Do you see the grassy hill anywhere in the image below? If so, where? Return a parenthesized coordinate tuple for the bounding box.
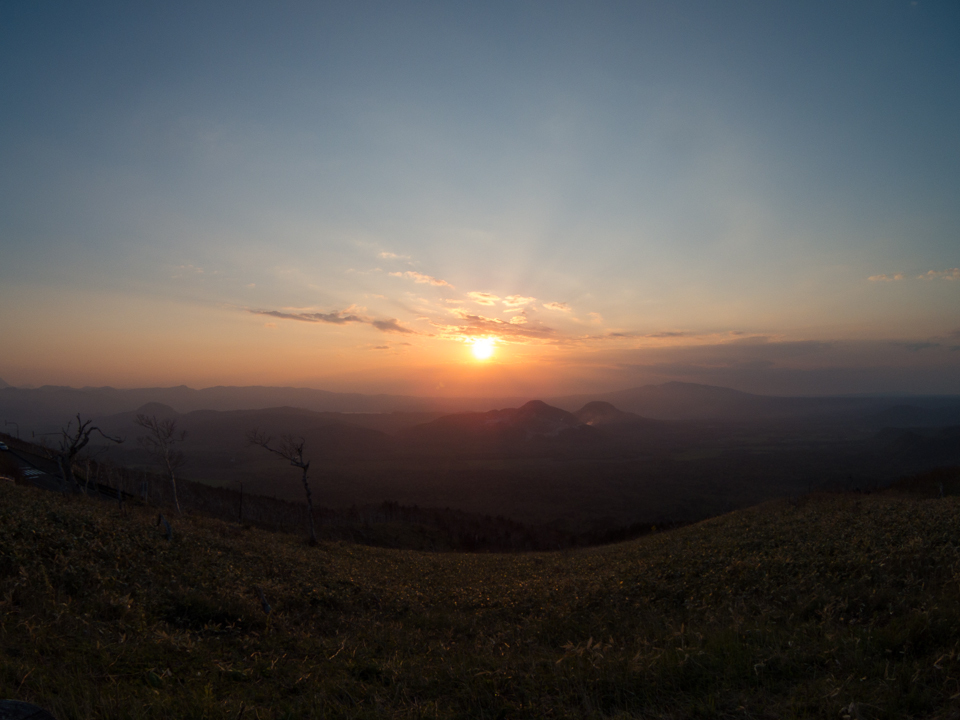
(2, 480, 960, 719)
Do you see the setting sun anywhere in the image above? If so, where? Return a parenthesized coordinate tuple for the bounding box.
(471, 338, 495, 360)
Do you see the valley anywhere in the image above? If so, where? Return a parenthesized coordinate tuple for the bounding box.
(3, 382, 960, 532)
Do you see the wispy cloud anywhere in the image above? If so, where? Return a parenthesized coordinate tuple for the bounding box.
(891, 341, 940, 352)
(919, 268, 960, 280)
(605, 330, 691, 339)
(434, 309, 556, 342)
(585, 330, 776, 347)
(171, 264, 205, 279)
(371, 318, 416, 334)
(389, 271, 454, 288)
(868, 273, 904, 281)
(503, 294, 536, 307)
(870, 269, 960, 281)
(248, 309, 418, 334)
(645, 330, 689, 338)
(467, 291, 500, 306)
(252, 309, 365, 324)
(542, 301, 571, 312)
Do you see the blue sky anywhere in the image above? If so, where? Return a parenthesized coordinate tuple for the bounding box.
(1, 1, 958, 395)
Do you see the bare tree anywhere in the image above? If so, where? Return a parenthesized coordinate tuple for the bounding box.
(247, 430, 317, 545)
(136, 414, 187, 514)
(57, 414, 122, 490)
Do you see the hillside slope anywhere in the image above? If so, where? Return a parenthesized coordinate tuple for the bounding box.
(2, 483, 960, 718)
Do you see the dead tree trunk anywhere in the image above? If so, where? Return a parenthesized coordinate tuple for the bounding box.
(299, 463, 317, 545)
(135, 414, 186, 515)
(247, 430, 317, 545)
(56, 414, 123, 491)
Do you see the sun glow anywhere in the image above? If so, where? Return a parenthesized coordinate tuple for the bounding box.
(471, 338, 495, 360)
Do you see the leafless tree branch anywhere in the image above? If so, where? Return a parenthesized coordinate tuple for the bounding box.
(247, 428, 317, 545)
(136, 414, 187, 514)
(57, 414, 123, 490)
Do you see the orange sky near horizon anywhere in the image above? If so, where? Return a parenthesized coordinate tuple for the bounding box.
(2, 277, 959, 397)
(1, 4, 959, 397)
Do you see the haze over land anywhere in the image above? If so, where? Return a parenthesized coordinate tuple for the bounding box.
(1, 2, 959, 397)
(3, 380, 959, 533)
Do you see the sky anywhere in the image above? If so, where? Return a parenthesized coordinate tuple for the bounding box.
(1, 1, 959, 397)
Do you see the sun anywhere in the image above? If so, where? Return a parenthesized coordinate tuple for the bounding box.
(471, 338, 495, 360)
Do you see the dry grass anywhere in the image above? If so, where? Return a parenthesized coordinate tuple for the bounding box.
(2, 483, 960, 718)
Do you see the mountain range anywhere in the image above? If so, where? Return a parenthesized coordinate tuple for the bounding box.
(6, 385, 952, 533)
(3, 380, 960, 433)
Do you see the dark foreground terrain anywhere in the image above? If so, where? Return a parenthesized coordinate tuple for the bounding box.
(2, 474, 960, 719)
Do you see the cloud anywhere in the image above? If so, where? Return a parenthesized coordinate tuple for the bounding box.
(435, 309, 556, 342)
(378, 251, 399, 259)
(252, 309, 365, 324)
(585, 330, 781, 348)
(467, 291, 500, 306)
(171, 264, 205, 279)
(604, 330, 689, 339)
(919, 268, 960, 281)
(389, 271, 454, 288)
(373, 345, 390, 350)
(371, 318, 416, 334)
(869, 269, 960, 282)
(868, 273, 904, 281)
(645, 331, 689, 338)
(543, 301, 571, 312)
(249, 309, 418, 335)
(891, 341, 940, 352)
(576, 337, 960, 396)
(502, 295, 536, 307)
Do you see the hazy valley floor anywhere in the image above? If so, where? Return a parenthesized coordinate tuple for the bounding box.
(2, 480, 960, 718)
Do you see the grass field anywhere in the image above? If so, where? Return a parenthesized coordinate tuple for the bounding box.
(2, 480, 960, 718)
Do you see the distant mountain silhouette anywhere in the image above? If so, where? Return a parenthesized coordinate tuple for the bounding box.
(548, 381, 946, 421)
(0, 377, 9, 389)
(0, 385, 526, 430)
(402, 400, 589, 446)
(573, 401, 647, 426)
(428, 400, 578, 434)
(549, 382, 787, 419)
(2, 380, 958, 434)
(504, 400, 583, 436)
(133, 402, 180, 418)
(872, 426, 960, 465)
(866, 404, 960, 428)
